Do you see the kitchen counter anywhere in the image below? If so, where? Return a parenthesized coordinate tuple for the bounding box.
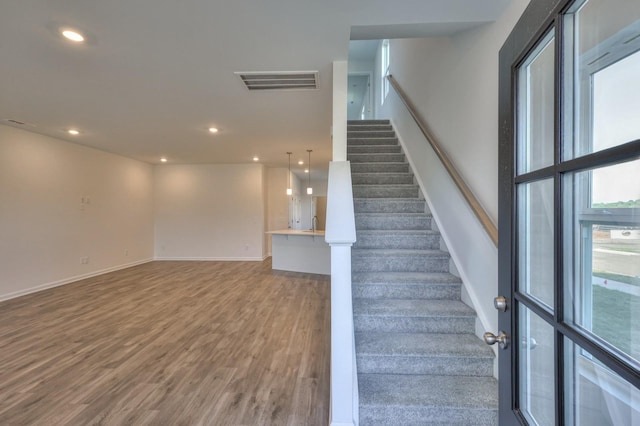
(266, 229, 330, 275)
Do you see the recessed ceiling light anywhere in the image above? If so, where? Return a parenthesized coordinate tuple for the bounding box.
(304, 169, 309, 173)
(253, 156, 259, 162)
(68, 129, 80, 135)
(61, 29, 85, 43)
(298, 160, 304, 165)
(160, 158, 168, 163)
(208, 127, 219, 133)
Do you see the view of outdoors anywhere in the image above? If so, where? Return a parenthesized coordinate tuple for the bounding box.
(587, 159, 640, 361)
(564, 0, 640, 422)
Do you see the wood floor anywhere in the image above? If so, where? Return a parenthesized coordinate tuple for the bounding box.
(0, 260, 330, 425)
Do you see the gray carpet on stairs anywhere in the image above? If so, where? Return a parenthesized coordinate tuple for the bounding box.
(348, 119, 497, 426)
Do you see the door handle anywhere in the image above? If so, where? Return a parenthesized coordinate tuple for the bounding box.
(484, 331, 509, 349)
(494, 296, 507, 312)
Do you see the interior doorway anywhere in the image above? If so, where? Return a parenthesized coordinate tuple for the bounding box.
(347, 74, 372, 120)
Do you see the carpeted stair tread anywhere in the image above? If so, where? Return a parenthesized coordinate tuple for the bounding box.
(358, 374, 498, 425)
(348, 145, 401, 154)
(348, 153, 406, 163)
(355, 212, 430, 218)
(354, 298, 475, 318)
(348, 130, 396, 138)
(351, 249, 450, 273)
(352, 271, 461, 285)
(347, 123, 393, 129)
(352, 184, 418, 187)
(356, 332, 494, 359)
(347, 137, 399, 146)
(347, 123, 392, 128)
(354, 230, 439, 250)
(348, 119, 390, 125)
(351, 162, 410, 173)
(355, 213, 431, 231)
(353, 185, 419, 199)
(352, 272, 462, 300)
(351, 173, 414, 185)
(353, 197, 426, 203)
(353, 299, 476, 332)
(356, 229, 438, 235)
(352, 248, 449, 257)
(356, 332, 494, 377)
(353, 199, 427, 213)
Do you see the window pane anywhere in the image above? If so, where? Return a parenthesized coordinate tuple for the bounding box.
(518, 31, 555, 174)
(563, 0, 640, 160)
(518, 179, 555, 309)
(593, 51, 640, 150)
(381, 39, 390, 104)
(563, 159, 640, 362)
(519, 305, 555, 426)
(565, 338, 640, 425)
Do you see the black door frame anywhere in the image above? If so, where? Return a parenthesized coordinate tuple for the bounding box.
(499, 2, 566, 421)
(498, 0, 640, 424)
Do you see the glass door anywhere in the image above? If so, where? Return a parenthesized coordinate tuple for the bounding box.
(499, 0, 640, 423)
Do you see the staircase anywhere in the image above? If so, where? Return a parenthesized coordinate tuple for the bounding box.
(348, 120, 498, 426)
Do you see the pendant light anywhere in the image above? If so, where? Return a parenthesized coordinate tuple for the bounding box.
(286, 152, 293, 195)
(306, 150, 313, 195)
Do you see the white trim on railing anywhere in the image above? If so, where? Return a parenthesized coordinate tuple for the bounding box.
(325, 160, 358, 426)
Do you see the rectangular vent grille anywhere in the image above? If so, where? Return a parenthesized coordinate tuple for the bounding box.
(2, 118, 36, 128)
(235, 71, 319, 91)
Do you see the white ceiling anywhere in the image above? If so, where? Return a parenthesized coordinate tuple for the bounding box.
(0, 0, 510, 176)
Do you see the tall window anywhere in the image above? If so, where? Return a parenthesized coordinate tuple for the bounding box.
(380, 39, 390, 104)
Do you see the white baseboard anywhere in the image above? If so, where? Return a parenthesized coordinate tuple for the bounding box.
(154, 256, 267, 261)
(0, 258, 153, 302)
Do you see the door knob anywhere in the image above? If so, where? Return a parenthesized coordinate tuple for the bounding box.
(494, 296, 507, 312)
(484, 331, 509, 349)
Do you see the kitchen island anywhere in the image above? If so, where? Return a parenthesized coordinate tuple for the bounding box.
(266, 230, 330, 275)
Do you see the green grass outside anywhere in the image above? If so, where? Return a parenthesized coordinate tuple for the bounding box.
(592, 286, 640, 360)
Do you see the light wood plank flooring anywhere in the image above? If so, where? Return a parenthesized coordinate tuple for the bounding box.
(0, 260, 330, 425)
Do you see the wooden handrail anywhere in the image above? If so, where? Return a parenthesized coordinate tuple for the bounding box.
(387, 75, 498, 247)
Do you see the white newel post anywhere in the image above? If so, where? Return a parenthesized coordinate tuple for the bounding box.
(325, 160, 358, 426)
(330, 243, 356, 425)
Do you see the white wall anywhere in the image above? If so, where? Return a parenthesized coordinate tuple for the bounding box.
(348, 60, 375, 75)
(377, 0, 530, 366)
(380, 0, 529, 221)
(0, 124, 154, 300)
(154, 163, 266, 260)
(310, 177, 328, 196)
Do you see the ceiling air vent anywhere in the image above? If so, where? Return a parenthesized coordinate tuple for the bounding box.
(235, 71, 319, 91)
(2, 118, 36, 128)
